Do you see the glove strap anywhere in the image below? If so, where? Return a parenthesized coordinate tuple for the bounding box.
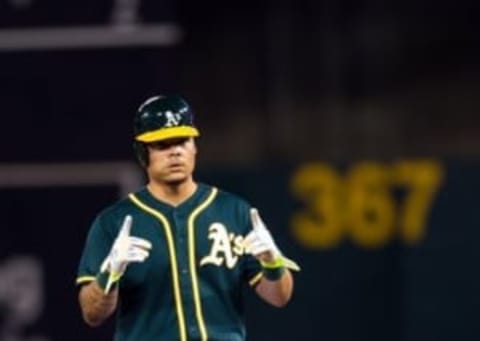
(260, 257, 286, 281)
(96, 271, 122, 294)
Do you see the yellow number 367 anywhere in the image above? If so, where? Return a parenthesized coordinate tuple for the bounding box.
(289, 160, 444, 249)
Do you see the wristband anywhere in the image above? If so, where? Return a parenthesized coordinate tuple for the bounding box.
(262, 266, 286, 281)
(260, 257, 286, 281)
(260, 257, 284, 269)
(96, 271, 121, 294)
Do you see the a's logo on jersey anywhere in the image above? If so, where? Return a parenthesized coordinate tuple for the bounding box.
(200, 223, 244, 269)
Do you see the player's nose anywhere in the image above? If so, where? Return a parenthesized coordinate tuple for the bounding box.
(170, 144, 182, 154)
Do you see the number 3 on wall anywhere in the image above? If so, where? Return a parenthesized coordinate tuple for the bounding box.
(289, 160, 444, 249)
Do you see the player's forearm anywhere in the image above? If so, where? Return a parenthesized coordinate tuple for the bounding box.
(256, 269, 293, 307)
(79, 281, 118, 327)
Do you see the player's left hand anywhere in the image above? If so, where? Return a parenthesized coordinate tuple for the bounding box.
(243, 208, 300, 271)
(244, 208, 281, 262)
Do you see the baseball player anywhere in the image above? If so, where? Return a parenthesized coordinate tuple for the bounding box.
(76, 95, 299, 341)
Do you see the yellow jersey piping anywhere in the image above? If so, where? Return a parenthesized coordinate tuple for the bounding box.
(249, 272, 263, 286)
(187, 187, 218, 341)
(128, 193, 188, 341)
(76, 275, 96, 285)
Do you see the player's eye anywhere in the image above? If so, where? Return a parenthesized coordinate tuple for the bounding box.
(148, 138, 188, 150)
(148, 141, 170, 150)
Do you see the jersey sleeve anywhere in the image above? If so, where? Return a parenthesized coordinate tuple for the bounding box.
(243, 253, 263, 287)
(76, 214, 115, 286)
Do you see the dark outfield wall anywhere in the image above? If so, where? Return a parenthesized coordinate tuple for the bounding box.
(0, 159, 478, 341)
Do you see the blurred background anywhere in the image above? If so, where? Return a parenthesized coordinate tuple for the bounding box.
(0, 0, 479, 340)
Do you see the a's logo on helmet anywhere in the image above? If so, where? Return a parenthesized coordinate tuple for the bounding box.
(163, 110, 182, 127)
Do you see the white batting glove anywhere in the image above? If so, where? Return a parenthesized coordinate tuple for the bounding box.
(244, 208, 281, 260)
(99, 215, 152, 293)
(244, 208, 300, 271)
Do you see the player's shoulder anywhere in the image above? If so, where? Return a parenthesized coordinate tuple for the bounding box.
(95, 191, 139, 222)
(202, 183, 251, 209)
(201, 183, 253, 228)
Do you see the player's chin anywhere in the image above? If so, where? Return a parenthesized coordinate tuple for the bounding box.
(163, 173, 189, 185)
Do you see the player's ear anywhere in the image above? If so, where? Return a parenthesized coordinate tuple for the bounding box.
(133, 141, 149, 167)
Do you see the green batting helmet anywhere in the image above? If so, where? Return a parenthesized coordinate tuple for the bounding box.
(133, 95, 200, 166)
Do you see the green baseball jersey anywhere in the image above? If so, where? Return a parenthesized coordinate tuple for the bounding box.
(76, 183, 263, 341)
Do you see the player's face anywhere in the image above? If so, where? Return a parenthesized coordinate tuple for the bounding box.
(146, 137, 197, 185)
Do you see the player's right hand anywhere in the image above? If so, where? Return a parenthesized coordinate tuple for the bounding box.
(99, 215, 152, 293)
